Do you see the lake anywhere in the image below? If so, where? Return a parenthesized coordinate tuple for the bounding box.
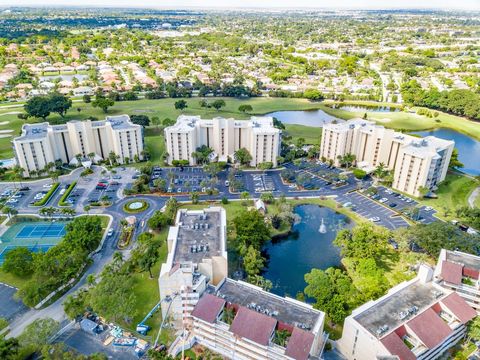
(262, 204, 351, 297)
(411, 128, 480, 176)
(329, 104, 401, 112)
(268, 109, 342, 127)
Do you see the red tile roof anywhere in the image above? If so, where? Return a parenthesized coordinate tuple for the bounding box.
(441, 261, 463, 285)
(441, 292, 477, 324)
(285, 327, 314, 360)
(191, 294, 225, 324)
(229, 306, 276, 346)
(407, 308, 452, 349)
(380, 332, 416, 360)
(463, 267, 479, 280)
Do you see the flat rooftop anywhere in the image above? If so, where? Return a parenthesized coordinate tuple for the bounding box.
(172, 210, 224, 264)
(446, 250, 480, 272)
(16, 123, 49, 141)
(354, 280, 445, 338)
(209, 278, 322, 331)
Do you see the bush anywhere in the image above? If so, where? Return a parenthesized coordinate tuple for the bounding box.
(33, 183, 59, 206)
(123, 200, 149, 213)
(58, 182, 77, 206)
(353, 168, 367, 179)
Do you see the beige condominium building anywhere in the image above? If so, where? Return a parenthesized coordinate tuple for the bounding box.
(319, 119, 454, 197)
(164, 115, 281, 167)
(158, 207, 228, 326)
(434, 249, 480, 312)
(190, 278, 326, 360)
(13, 115, 144, 176)
(337, 265, 476, 360)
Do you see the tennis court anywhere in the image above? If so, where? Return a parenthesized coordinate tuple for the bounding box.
(16, 224, 66, 239)
(0, 221, 69, 263)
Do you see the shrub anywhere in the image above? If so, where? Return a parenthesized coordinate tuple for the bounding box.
(58, 182, 77, 206)
(33, 183, 59, 206)
(353, 168, 367, 179)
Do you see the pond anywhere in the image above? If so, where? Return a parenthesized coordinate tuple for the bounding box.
(329, 104, 401, 112)
(267, 109, 342, 127)
(411, 128, 480, 176)
(262, 204, 351, 297)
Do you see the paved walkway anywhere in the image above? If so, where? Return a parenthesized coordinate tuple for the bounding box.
(468, 186, 480, 208)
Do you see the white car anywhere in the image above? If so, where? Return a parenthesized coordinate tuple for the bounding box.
(225, 180, 230, 187)
(43, 184, 52, 189)
(379, 198, 388, 203)
(6, 199, 18, 204)
(425, 206, 433, 211)
(107, 228, 114, 237)
(369, 217, 380, 222)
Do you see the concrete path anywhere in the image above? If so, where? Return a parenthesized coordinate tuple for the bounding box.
(468, 186, 480, 208)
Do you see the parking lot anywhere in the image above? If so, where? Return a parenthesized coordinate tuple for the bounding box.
(337, 191, 410, 230)
(0, 283, 28, 321)
(54, 326, 137, 360)
(159, 167, 215, 194)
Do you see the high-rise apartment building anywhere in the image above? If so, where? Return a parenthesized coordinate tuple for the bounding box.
(164, 115, 281, 167)
(319, 119, 454, 197)
(13, 115, 144, 176)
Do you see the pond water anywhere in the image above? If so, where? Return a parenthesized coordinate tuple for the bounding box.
(411, 128, 480, 176)
(267, 109, 341, 127)
(329, 104, 401, 112)
(262, 204, 351, 297)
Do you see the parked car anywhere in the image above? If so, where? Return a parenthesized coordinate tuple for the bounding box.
(369, 217, 380, 222)
(389, 202, 397, 208)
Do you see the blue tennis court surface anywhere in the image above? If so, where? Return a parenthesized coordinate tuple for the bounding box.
(16, 224, 66, 239)
(0, 221, 69, 264)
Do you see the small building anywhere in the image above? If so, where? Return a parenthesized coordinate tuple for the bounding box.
(255, 198, 266, 214)
(80, 318, 100, 334)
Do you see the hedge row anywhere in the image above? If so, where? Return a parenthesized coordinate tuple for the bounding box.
(58, 181, 77, 207)
(33, 182, 60, 206)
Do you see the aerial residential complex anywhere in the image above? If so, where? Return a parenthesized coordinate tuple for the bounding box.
(158, 206, 326, 359)
(164, 115, 281, 167)
(337, 264, 477, 360)
(13, 115, 144, 177)
(319, 119, 454, 197)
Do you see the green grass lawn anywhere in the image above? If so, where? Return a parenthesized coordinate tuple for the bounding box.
(117, 229, 173, 345)
(3, 97, 480, 160)
(0, 269, 31, 289)
(419, 172, 478, 217)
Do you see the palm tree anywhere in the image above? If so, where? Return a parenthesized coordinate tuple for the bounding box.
(12, 165, 24, 189)
(87, 152, 95, 163)
(83, 205, 91, 214)
(60, 208, 76, 217)
(86, 274, 96, 287)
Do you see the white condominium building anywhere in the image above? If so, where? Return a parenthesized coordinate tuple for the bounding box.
(13, 115, 144, 176)
(434, 249, 480, 312)
(164, 115, 281, 167)
(158, 207, 228, 326)
(319, 119, 454, 197)
(337, 265, 476, 360)
(191, 278, 326, 360)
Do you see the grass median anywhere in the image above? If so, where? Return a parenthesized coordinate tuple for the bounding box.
(58, 181, 77, 207)
(33, 183, 59, 207)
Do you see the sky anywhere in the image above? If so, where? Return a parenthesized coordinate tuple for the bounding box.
(1, 0, 479, 10)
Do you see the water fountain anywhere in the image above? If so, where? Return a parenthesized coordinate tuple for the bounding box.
(318, 218, 327, 233)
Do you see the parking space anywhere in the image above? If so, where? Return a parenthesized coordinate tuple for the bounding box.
(337, 191, 409, 230)
(0, 283, 28, 320)
(247, 173, 276, 193)
(162, 167, 212, 194)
